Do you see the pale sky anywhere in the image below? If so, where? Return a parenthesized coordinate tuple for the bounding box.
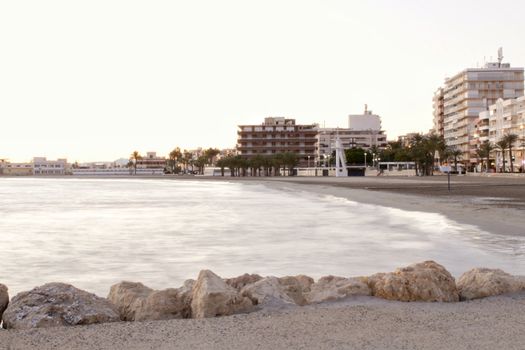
(1, 0, 525, 162)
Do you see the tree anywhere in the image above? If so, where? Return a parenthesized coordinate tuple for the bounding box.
(193, 156, 207, 175)
(181, 150, 193, 173)
(282, 152, 299, 176)
(476, 141, 495, 173)
(502, 133, 519, 173)
(496, 139, 509, 172)
(216, 158, 226, 176)
(168, 147, 182, 174)
(203, 148, 221, 166)
(129, 151, 142, 175)
(447, 147, 462, 173)
(344, 148, 370, 165)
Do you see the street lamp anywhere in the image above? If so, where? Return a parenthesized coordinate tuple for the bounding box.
(364, 152, 367, 168)
(307, 155, 311, 175)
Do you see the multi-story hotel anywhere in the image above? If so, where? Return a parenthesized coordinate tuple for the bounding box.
(435, 50, 524, 166)
(477, 96, 525, 171)
(237, 117, 318, 167)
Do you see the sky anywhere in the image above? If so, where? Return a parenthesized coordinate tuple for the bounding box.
(1, 0, 525, 162)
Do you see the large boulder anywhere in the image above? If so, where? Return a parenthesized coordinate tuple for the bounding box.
(241, 277, 295, 307)
(366, 261, 459, 302)
(108, 280, 193, 321)
(0, 284, 8, 322)
(191, 270, 254, 318)
(457, 268, 525, 301)
(107, 281, 153, 321)
(306, 276, 371, 304)
(225, 274, 263, 290)
(2, 283, 119, 329)
(278, 275, 315, 306)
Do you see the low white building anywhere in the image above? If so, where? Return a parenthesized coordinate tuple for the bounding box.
(32, 157, 68, 175)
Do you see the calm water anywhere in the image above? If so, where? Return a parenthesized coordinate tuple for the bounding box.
(0, 178, 524, 296)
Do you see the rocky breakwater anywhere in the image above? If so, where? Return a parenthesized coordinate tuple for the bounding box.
(2, 283, 119, 329)
(2, 260, 525, 329)
(0, 284, 8, 322)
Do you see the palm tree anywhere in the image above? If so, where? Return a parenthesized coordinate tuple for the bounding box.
(282, 152, 300, 176)
(496, 139, 509, 172)
(502, 133, 519, 173)
(168, 147, 182, 174)
(203, 148, 220, 166)
(447, 147, 462, 173)
(216, 158, 226, 176)
(129, 151, 142, 175)
(475, 141, 495, 173)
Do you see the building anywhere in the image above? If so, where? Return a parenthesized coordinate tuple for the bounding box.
(316, 128, 387, 166)
(237, 117, 318, 167)
(348, 105, 382, 131)
(437, 49, 524, 166)
(316, 106, 387, 165)
(136, 152, 167, 170)
(432, 88, 445, 137)
(0, 161, 33, 176)
(477, 96, 525, 171)
(32, 157, 68, 175)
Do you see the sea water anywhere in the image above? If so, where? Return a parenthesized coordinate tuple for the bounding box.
(0, 178, 523, 296)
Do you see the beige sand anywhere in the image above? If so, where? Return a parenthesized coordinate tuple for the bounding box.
(1, 294, 525, 350)
(1, 175, 524, 349)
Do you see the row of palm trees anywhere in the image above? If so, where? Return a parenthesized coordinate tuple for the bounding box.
(216, 153, 300, 177)
(380, 132, 523, 175)
(127, 148, 221, 175)
(476, 133, 521, 173)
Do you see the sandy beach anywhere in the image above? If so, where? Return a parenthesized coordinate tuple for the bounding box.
(1, 174, 524, 350)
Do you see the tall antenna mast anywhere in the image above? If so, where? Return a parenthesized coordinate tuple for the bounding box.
(497, 47, 504, 67)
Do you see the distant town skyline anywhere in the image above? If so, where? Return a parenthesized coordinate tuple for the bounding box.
(2, 0, 525, 162)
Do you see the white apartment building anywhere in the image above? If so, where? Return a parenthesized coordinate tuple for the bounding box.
(316, 128, 387, 165)
(477, 96, 525, 171)
(348, 105, 382, 131)
(317, 107, 387, 165)
(433, 88, 445, 137)
(32, 157, 69, 175)
(437, 51, 524, 167)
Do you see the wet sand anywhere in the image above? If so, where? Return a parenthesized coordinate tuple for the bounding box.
(1, 174, 524, 349)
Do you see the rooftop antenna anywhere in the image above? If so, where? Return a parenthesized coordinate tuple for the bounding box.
(497, 47, 504, 67)
(364, 104, 368, 113)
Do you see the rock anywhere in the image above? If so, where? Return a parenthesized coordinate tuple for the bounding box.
(278, 275, 314, 306)
(306, 276, 371, 304)
(108, 280, 194, 321)
(0, 284, 8, 322)
(367, 261, 459, 302)
(225, 274, 263, 290)
(241, 277, 295, 307)
(457, 268, 525, 301)
(191, 270, 254, 318)
(2, 283, 119, 329)
(108, 281, 153, 321)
